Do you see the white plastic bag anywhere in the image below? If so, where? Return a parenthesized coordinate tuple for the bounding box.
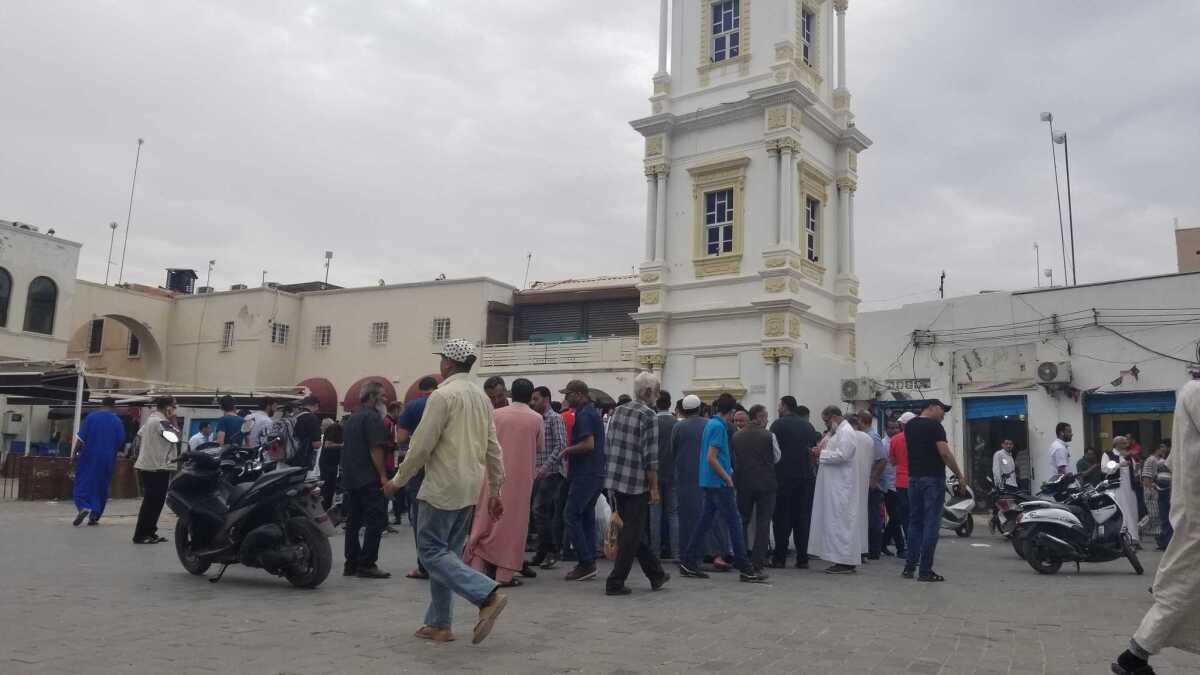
(594, 493, 612, 552)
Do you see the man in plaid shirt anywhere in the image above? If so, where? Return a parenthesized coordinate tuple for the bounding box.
(603, 372, 669, 596)
(531, 386, 569, 569)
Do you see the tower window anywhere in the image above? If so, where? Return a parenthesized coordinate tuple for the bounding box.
(705, 189, 735, 256)
(805, 197, 821, 263)
(800, 8, 815, 66)
(23, 276, 58, 335)
(711, 0, 740, 63)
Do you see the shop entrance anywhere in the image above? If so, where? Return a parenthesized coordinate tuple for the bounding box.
(963, 396, 1030, 491)
(1084, 391, 1176, 458)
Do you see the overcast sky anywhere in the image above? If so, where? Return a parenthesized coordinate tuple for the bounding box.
(2, 1, 1197, 307)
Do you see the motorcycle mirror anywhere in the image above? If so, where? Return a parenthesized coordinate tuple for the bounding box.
(1104, 460, 1120, 474)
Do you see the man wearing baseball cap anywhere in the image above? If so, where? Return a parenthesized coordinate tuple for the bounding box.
(557, 379, 608, 581)
(903, 400, 966, 582)
(286, 394, 324, 469)
(385, 338, 508, 644)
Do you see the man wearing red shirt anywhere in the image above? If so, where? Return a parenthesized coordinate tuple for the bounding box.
(882, 412, 915, 556)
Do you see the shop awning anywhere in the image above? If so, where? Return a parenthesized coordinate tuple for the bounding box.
(964, 395, 1028, 420)
(297, 377, 338, 415)
(343, 376, 398, 412)
(1084, 391, 1176, 415)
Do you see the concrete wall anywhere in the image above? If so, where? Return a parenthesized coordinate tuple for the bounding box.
(0, 225, 81, 362)
(1175, 227, 1200, 273)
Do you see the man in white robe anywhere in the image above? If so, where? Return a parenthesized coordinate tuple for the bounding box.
(849, 416, 876, 558)
(808, 406, 863, 574)
(1114, 379, 1200, 674)
(1106, 436, 1140, 543)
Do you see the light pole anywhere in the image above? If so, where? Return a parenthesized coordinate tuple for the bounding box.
(262, 270, 268, 287)
(118, 138, 144, 285)
(1034, 242, 1041, 288)
(323, 251, 333, 288)
(1054, 131, 1077, 285)
(104, 221, 118, 285)
(205, 260, 215, 289)
(1039, 113, 1068, 286)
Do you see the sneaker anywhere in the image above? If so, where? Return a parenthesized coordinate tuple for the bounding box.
(795, 560, 809, 570)
(824, 564, 856, 575)
(343, 563, 358, 577)
(356, 565, 392, 579)
(917, 572, 946, 583)
(472, 592, 508, 645)
(605, 585, 632, 596)
(518, 563, 538, 579)
(539, 555, 560, 570)
(677, 562, 710, 579)
(901, 568, 915, 579)
(86, 519, 99, 526)
(650, 572, 670, 591)
(739, 570, 769, 583)
(73, 509, 91, 527)
(564, 564, 597, 581)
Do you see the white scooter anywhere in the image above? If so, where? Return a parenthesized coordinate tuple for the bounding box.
(941, 474, 976, 537)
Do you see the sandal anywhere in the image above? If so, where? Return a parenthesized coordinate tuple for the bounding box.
(917, 572, 945, 583)
(496, 578, 523, 588)
(406, 569, 429, 580)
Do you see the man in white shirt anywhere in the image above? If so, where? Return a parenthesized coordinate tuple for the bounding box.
(245, 397, 278, 449)
(1048, 422, 1072, 480)
(188, 422, 212, 451)
(992, 439, 1019, 489)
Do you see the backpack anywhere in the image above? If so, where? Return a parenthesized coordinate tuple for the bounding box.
(282, 411, 317, 467)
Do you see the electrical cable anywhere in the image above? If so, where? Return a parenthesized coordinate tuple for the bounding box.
(1098, 326, 1198, 364)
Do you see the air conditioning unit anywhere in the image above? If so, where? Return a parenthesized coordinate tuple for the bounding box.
(230, 284, 248, 291)
(1035, 361, 1072, 385)
(841, 378, 880, 402)
(197, 286, 213, 294)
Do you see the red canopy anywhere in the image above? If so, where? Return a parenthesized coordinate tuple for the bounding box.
(297, 377, 338, 415)
(342, 376, 398, 413)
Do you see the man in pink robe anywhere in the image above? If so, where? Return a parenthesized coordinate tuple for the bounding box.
(464, 378, 543, 584)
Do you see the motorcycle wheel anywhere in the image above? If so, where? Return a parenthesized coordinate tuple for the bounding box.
(175, 520, 212, 576)
(1122, 533, 1144, 576)
(284, 517, 332, 589)
(1012, 528, 1028, 559)
(955, 515, 975, 538)
(1024, 527, 1063, 575)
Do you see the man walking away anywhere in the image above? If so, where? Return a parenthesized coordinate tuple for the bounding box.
(886, 412, 915, 556)
(386, 339, 507, 645)
(464, 378, 542, 586)
(770, 398, 819, 568)
(651, 390, 678, 559)
(1142, 441, 1172, 551)
(340, 382, 392, 579)
(558, 380, 607, 581)
(1048, 422, 1072, 480)
(188, 422, 212, 451)
(246, 397, 277, 451)
(397, 377, 437, 579)
(132, 397, 178, 544)
(604, 372, 669, 595)
(860, 411, 889, 561)
(318, 418, 343, 511)
(214, 395, 244, 447)
(71, 397, 127, 526)
(808, 406, 863, 574)
(531, 386, 568, 569)
(678, 395, 767, 583)
(903, 400, 966, 582)
(733, 405, 779, 572)
(672, 395, 709, 565)
(880, 418, 906, 556)
(288, 395, 323, 469)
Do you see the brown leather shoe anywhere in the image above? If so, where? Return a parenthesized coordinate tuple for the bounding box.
(472, 592, 508, 645)
(414, 625, 456, 642)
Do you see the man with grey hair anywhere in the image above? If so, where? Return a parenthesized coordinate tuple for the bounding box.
(603, 371, 668, 595)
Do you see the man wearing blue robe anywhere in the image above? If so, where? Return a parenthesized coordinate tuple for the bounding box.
(71, 397, 127, 526)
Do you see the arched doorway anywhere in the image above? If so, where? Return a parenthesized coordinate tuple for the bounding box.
(343, 376, 398, 413)
(66, 314, 166, 383)
(297, 377, 338, 416)
(402, 374, 443, 404)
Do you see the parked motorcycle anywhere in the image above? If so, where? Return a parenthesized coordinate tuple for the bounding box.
(941, 475, 976, 537)
(1008, 473, 1083, 559)
(166, 438, 335, 588)
(1013, 462, 1143, 575)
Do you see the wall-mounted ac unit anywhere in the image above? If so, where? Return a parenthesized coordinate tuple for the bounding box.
(230, 284, 248, 291)
(197, 286, 213, 294)
(1035, 361, 1072, 385)
(841, 378, 880, 402)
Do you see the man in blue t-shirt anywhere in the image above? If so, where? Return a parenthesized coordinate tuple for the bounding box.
(679, 395, 766, 583)
(558, 379, 607, 582)
(395, 376, 437, 580)
(213, 395, 245, 447)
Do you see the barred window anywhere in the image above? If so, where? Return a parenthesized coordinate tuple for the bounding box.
(432, 317, 451, 342)
(371, 321, 390, 345)
(314, 325, 332, 348)
(270, 323, 290, 346)
(221, 321, 236, 350)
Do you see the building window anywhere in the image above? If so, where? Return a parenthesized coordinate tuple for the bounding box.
(221, 321, 235, 350)
(432, 317, 452, 343)
(805, 197, 821, 262)
(0, 267, 11, 327)
(23, 276, 58, 335)
(88, 319, 105, 354)
(128, 333, 141, 358)
(371, 321, 389, 346)
(800, 8, 815, 66)
(711, 0, 740, 63)
(270, 323, 290, 346)
(704, 189, 735, 256)
(314, 325, 332, 348)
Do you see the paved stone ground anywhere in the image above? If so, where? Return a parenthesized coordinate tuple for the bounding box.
(1, 499, 1196, 675)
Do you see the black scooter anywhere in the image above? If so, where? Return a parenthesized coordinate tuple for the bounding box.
(165, 436, 335, 588)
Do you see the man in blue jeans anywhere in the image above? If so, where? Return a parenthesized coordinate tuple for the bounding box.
(559, 380, 608, 582)
(902, 399, 967, 583)
(678, 395, 768, 583)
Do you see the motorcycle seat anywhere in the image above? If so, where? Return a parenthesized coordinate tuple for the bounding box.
(226, 483, 253, 507)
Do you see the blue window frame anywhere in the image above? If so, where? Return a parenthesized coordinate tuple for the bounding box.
(704, 189, 734, 256)
(711, 0, 740, 63)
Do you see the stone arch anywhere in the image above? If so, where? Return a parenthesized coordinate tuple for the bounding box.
(67, 313, 167, 383)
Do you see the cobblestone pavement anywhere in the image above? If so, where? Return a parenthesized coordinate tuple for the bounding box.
(1, 499, 1196, 675)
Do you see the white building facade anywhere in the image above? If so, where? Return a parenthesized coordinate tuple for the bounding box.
(0, 221, 81, 363)
(632, 0, 871, 409)
(856, 273, 1200, 489)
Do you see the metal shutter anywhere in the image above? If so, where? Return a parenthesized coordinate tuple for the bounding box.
(584, 298, 639, 337)
(514, 303, 584, 342)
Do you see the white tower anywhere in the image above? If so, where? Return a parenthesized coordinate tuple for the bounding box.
(632, 0, 870, 409)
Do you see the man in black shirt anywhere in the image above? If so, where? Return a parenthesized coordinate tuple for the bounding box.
(289, 396, 323, 469)
(902, 400, 966, 583)
(340, 382, 392, 579)
(318, 418, 344, 511)
(770, 398, 820, 568)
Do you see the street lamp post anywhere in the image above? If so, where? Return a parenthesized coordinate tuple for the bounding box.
(1034, 242, 1041, 288)
(104, 221, 118, 285)
(1039, 113, 1069, 285)
(1054, 131, 1077, 285)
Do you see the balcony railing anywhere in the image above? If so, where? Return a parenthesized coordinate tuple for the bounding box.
(478, 337, 638, 370)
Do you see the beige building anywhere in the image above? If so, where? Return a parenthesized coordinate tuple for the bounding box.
(1175, 224, 1200, 273)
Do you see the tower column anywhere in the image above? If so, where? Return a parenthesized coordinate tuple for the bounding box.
(657, 0, 670, 76)
(779, 144, 796, 246)
(644, 171, 658, 261)
(778, 353, 792, 399)
(837, 183, 851, 275)
(848, 186, 857, 276)
(764, 353, 779, 420)
(835, 0, 848, 90)
(655, 169, 669, 262)
(768, 144, 782, 245)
